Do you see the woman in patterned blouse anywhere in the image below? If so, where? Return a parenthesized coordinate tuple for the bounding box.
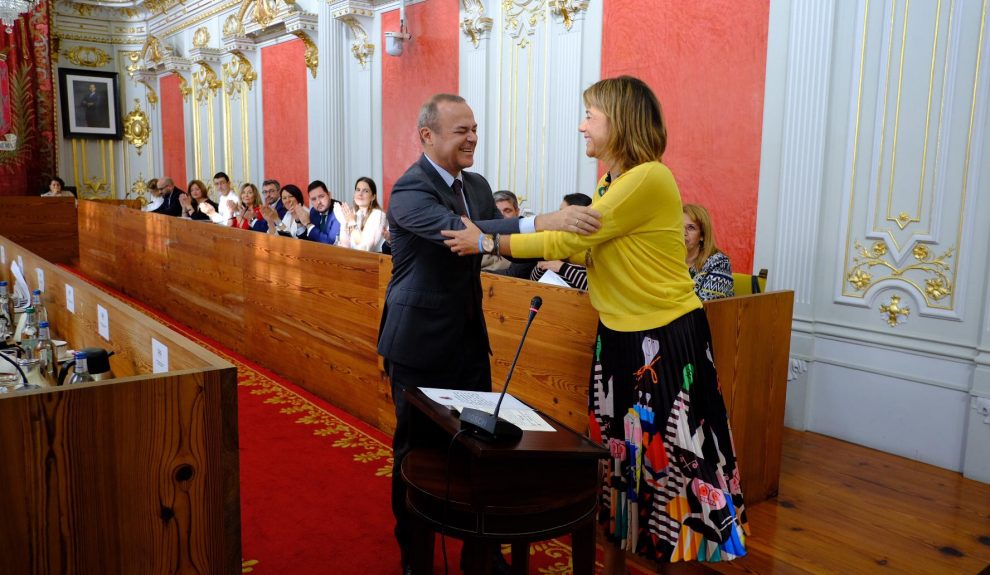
(683, 203, 734, 300)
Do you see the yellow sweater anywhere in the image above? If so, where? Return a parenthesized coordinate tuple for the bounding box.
(512, 161, 701, 331)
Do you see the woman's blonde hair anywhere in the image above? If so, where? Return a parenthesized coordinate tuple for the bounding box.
(240, 182, 262, 207)
(683, 203, 722, 272)
(582, 76, 667, 172)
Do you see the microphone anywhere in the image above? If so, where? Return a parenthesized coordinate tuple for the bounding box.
(459, 296, 543, 441)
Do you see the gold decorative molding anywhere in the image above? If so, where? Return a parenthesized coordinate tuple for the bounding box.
(193, 63, 222, 103)
(504, 0, 547, 48)
(222, 53, 256, 96)
(63, 46, 112, 68)
(879, 294, 910, 327)
(338, 16, 373, 69)
(123, 99, 151, 155)
(136, 79, 159, 107)
(292, 31, 318, 78)
(548, 0, 589, 31)
(460, 0, 493, 48)
(141, 35, 169, 65)
(171, 71, 192, 102)
(144, 0, 184, 15)
(845, 240, 954, 306)
(127, 174, 150, 207)
(165, 0, 241, 37)
(193, 27, 212, 48)
(125, 51, 142, 77)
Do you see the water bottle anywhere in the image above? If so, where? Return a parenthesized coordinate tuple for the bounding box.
(19, 306, 38, 342)
(31, 289, 48, 325)
(0, 281, 12, 340)
(68, 351, 95, 385)
(32, 321, 57, 384)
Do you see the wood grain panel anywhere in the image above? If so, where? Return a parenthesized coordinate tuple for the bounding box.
(0, 236, 240, 575)
(0, 197, 78, 263)
(75, 202, 792, 504)
(704, 291, 795, 503)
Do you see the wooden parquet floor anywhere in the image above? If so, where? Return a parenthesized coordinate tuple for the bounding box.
(632, 429, 990, 575)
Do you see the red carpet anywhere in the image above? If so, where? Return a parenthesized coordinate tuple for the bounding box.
(61, 267, 658, 574)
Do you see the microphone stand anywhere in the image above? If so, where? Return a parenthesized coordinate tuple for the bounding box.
(459, 297, 543, 441)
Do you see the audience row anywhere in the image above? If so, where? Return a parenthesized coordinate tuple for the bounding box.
(42, 173, 736, 300)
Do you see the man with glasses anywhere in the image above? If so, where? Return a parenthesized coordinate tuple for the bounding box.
(151, 177, 186, 217)
(262, 179, 286, 218)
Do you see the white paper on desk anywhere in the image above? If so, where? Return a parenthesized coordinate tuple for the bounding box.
(537, 269, 570, 287)
(419, 388, 556, 432)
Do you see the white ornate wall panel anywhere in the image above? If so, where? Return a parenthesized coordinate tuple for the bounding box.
(463, 0, 601, 215)
(759, 0, 990, 480)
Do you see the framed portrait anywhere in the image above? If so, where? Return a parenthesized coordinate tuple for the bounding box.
(58, 68, 123, 139)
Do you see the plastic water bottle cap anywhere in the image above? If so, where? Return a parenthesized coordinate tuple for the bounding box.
(39, 321, 49, 328)
(32, 289, 41, 295)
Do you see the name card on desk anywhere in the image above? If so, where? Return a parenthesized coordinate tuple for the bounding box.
(152, 338, 168, 373)
(35, 268, 44, 293)
(97, 304, 109, 341)
(65, 284, 75, 313)
(0, 245, 5, 265)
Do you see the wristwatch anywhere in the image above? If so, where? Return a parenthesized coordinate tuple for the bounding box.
(480, 234, 494, 254)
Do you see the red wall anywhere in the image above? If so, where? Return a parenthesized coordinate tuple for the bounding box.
(160, 74, 187, 188)
(602, 0, 769, 273)
(380, 1, 459, 206)
(262, 39, 309, 191)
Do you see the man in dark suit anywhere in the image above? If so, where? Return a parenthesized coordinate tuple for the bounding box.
(297, 180, 340, 244)
(379, 94, 600, 574)
(151, 177, 186, 217)
(262, 179, 286, 218)
(80, 83, 108, 128)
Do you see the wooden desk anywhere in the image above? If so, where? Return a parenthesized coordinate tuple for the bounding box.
(0, 235, 240, 575)
(401, 387, 608, 575)
(73, 200, 793, 503)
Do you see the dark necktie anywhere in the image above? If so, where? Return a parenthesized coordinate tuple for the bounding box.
(452, 179, 470, 217)
(319, 213, 328, 233)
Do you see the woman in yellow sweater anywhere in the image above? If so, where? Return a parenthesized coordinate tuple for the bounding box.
(442, 76, 746, 573)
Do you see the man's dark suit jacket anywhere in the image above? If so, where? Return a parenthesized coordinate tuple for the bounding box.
(378, 154, 522, 372)
(152, 188, 185, 217)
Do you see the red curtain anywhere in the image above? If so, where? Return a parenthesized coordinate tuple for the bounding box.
(0, 1, 55, 196)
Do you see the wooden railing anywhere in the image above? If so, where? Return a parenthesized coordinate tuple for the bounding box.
(75, 200, 793, 503)
(0, 234, 240, 575)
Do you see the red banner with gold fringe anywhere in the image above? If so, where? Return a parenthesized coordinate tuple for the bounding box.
(0, 1, 55, 196)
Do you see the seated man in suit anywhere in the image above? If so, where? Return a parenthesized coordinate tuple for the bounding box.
(262, 179, 286, 218)
(296, 180, 340, 244)
(151, 177, 186, 217)
(483, 189, 537, 279)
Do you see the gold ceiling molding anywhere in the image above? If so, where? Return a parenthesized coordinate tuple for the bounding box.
(548, 0, 589, 31)
(879, 294, 910, 327)
(504, 0, 547, 48)
(222, 53, 257, 95)
(338, 15, 374, 69)
(123, 99, 151, 155)
(291, 30, 318, 78)
(845, 239, 955, 307)
(163, 0, 241, 37)
(144, 0, 185, 16)
(193, 27, 211, 48)
(224, 0, 298, 38)
(63, 46, 112, 68)
(460, 0, 492, 48)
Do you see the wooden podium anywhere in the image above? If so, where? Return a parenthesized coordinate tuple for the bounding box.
(400, 387, 609, 574)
